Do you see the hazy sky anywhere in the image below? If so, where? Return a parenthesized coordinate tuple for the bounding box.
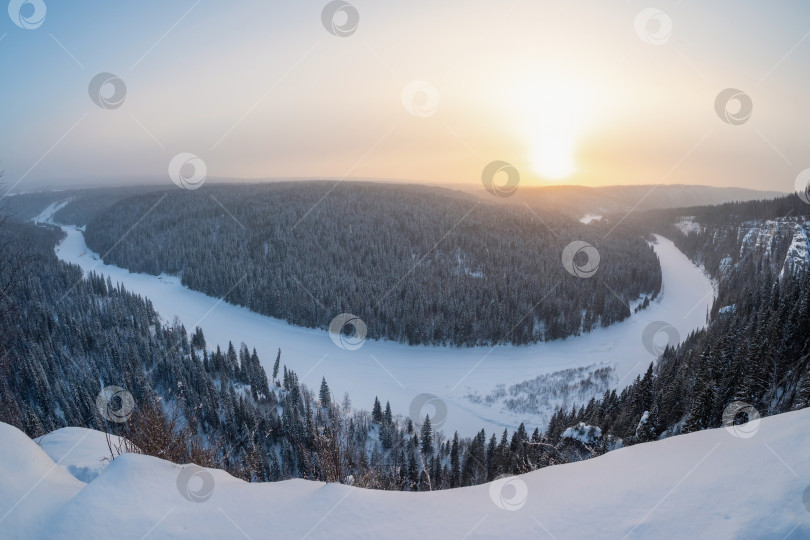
(1, 0, 809, 193)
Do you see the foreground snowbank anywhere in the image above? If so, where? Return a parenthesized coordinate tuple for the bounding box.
(2, 409, 808, 539)
(36, 427, 128, 483)
(0, 424, 84, 538)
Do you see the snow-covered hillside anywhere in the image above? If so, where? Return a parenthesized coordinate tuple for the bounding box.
(737, 219, 810, 274)
(1, 409, 808, 539)
(34, 199, 714, 436)
(676, 215, 810, 277)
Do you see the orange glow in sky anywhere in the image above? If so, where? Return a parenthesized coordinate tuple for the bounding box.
(1, 1, 809, 193)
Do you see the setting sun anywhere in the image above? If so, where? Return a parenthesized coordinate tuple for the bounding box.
(530, 131, 578, 180)
(519, 80, 586, 182)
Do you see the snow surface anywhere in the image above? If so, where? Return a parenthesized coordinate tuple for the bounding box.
(35, 428, 127, 483)
(579, 213, 603, 224)
(674, 216, 701, 235)
(39, 203, 715, 436)
(2, 409, 809, 539)
(31, 200, 70, 226)
(561, 422, 602, 445)
(0, 424, 85, 539)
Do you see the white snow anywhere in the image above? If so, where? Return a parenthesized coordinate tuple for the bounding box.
(2, 408, 809, 539)
(635, 411, 651, 435)
(675, 216, 701, 235)
(719, 256, 733, 277)
(42, 209, 715, 437)
(465, 364, 614, 427)
(561, 422, 602, 445)
(579, 213, 603, 224)
(31, 200, 70, 225)
(36, 428, 128, 483)
(0, 423, 85, 538)
(783, 222, 810, 275)
(736, 219, 810, 276)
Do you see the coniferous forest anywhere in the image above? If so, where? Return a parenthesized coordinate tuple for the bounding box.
(78, 183, 662, 346)
(0, 190, 808, 492)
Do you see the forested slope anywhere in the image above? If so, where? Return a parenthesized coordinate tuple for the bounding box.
(79, 182, 662, 346)
(542, 195, 810, 451)
(0, 220, 596, 489)
(1, 194, 809, 494)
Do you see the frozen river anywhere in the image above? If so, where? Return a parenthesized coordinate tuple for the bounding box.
(45, 203, 714, 436)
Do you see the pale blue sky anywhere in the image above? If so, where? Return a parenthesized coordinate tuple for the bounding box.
(1, 0, 809, 192)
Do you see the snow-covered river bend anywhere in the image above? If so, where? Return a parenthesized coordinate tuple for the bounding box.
(48, 210, 714, 436)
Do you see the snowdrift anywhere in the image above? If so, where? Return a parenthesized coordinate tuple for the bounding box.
(35, 427, 129, 483)
(2, 410, 809, 539)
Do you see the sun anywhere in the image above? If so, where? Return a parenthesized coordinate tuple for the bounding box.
(519, 80, 585, 181)
(531, 131, 577, 180)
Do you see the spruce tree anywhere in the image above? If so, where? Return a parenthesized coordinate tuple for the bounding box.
(450, 432, 460, 488)
(486, 434, 498, 481)
(795, 357, 810, 409)
(420, 415, 433, 456)
(272, 348, 281, 381)
(319, 377, 331, 408)
(683, 357, 716, 433)
(372, 397, 383, 423)
(227, 342, 239, 378)
(408, 449, 419, 490)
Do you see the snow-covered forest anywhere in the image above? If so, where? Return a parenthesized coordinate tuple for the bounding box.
(4, 1, 810, 537)
(75, 183, 662, 346)
(1, 190, 808, 495)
